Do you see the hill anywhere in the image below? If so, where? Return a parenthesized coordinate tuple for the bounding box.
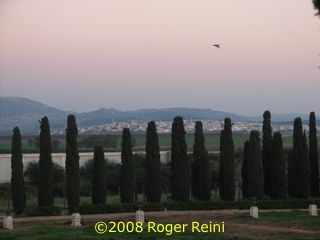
(0, 96, 312, 134)
(0, 97, 68, 134)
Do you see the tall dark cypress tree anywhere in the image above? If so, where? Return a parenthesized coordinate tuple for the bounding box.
(270, 132, 287, 199)
(262, 111, 272, 196)
(241, 140, 249, 199)
(66, 114, 80, 210)
(92, 146, 107, 204)
(219, 129, 225, 199)
(120, 128, 135, 203)
(145, 121, 161, 202)
(171, 116, 190, 201)
(11, 127, 25, 214)
(192, 121, 210, 201)
(288, 117, 310, 198)
(303, 130, 310, 195)
(219, 118, 235, 201)
(287, 148, 294, 196)
(309, 112, 319, 197)
(247, 130, 264, 199)
(38, 116, 53, 206)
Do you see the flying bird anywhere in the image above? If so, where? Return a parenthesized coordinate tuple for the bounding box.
(213, 44, 221, 48)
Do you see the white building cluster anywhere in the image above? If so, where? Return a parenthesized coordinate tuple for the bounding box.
(74, 120, 311, 135)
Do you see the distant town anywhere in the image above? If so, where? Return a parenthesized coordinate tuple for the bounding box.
(57, 120, 312, 135)
(1, 97, 317, 135)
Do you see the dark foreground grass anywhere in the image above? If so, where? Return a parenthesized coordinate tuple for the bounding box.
(1, 211, 320, 240)
(230, 210, 320, 231)
(0, 222, 247, 240)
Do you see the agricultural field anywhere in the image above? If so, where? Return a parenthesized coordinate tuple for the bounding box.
(132, 133, 296, 151)
(0, 133, 303, 153)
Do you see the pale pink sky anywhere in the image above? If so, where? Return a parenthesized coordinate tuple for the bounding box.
(0, 0, 319, 115)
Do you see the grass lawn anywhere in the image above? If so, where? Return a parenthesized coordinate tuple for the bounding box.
(0, 211, 319, 240)
(0, 223, 241, 240)
(230, 210, 320, 231)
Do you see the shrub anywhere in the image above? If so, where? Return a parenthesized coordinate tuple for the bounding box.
(24, 206, 61, 216)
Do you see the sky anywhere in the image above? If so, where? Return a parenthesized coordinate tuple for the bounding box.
(0, 0, 319, 116)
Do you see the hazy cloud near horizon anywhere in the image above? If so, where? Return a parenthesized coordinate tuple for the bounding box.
(0, 0, 319, 115)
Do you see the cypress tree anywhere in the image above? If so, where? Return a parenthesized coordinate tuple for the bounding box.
(171, 116, 190, 201)
(192, 121, 210, 201)
(247, 130, 264, 199)
(145, 121, 161, 202)
(288, 117, 310, 198)
(38, 116, 53, 206)
(241, 140, 249, 199)
(120, 128, 135, 203)
(66, 114, 80, 210)
(219, 129, 225, 199)
(11, 127, 25, 214)
(262, 110, 272, 196)
(219, 118, 235, 201)
(309, 112, 319, 197)
(92, 146, 107, 204)
(303, 130, 310, 195)
(270, 132, 287, 199)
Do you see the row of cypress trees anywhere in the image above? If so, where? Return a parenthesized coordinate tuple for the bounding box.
(119, 117, 211, 203)
(85, 112, 320, 202)
(37, 115, 81, 209)
(85, 112, 319, 202)
(10, 115, 81, 213)
(242, 111, 319, 200)
(10, 111, 319, 213)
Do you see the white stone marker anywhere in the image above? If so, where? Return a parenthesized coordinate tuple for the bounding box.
(3, 216, 13, 230)
(250, 206, 259, 219)
(309, 204, 318, 216)
(2, 216, 7, 229)
(71, 213, 81, 227)
(135, 210, 145, 223)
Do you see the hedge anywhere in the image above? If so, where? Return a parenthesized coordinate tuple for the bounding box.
(24, 206, 61, 216)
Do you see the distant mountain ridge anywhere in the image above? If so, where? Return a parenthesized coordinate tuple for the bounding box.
(78, 107, 249, 122)
(0, 96, 312, 134)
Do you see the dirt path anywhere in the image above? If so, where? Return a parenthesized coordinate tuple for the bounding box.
(12, 209, 308, 222)
(9, 209, 320, 239)
(11, 209, 246, 222)
(227, 222, 320, 235)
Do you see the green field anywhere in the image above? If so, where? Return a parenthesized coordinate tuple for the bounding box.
(0, 134, 306, 153)
(133, 134, 296, 151)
